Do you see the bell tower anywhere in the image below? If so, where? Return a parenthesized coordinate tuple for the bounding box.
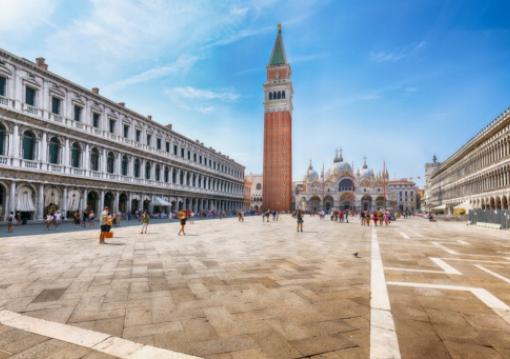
(262, 24, 293, 211)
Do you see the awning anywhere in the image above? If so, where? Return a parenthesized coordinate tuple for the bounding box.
(67, 190, 81, 211)
(454, 201, 472, 211)
(431, 204, 446, 211)
(152, 197, 172, 206)
(17, 189, 35, 211)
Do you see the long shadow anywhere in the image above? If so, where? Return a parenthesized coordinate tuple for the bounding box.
(0, 215, 254, 238)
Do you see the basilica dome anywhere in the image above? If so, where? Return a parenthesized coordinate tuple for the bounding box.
(359, 158, 374, 179)
(305, 161, 319, 182)
(330, 150, 352, 178)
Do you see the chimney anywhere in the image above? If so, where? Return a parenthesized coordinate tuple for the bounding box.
(91, 87, 100, 95)
(147, 115, 152, 121)
(35, 57, 48, 70)
(118, 102, 125, 107)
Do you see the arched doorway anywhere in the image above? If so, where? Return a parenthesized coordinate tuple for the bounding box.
(131, 199, 139, 214)
(143, 199, 150, 211)
(104, 192, 114, 210)
(323, 196, 334, 212)
(309, 196, 321, 212)
(87, 191, 99, 213)
(119, 193, 128, 213)
(375, 196, 386, 210)
(17, 184, 36, 221)
(339, 192, 355, 210)
(0, 183, 6, 219)
(503, 196, 508, 210)
(361, 195, 372, 211)
(44, 186, 61, 215)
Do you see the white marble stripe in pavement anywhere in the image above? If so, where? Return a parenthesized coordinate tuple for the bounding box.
(398, 231, 410, 240)
(0, 310, 200, 359)
(456, 239, 470, 246)
(370, 228, 401, 359)
(475, 264, 510, 285)
(387, 281, 510, 325)
(431, 241, 459, 255)
(385, 257, 462, 275)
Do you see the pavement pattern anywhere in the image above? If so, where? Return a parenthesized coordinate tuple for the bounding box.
(0, 215, 509, 358)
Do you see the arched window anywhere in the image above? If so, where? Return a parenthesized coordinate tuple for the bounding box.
(90, 148, 99, 171)
(256, 183, 262, 190)
(0, 123, 6, 156)
(145, 162, 151, 179)
(71, 143, 81, 168)
(277, 91, 281, 99)
(338, 178, 354, 192)
(269, 92, 273, 100)
(172, 168, 176, 183)
(155, 164, 161, 181)
(106, 152, 115, 173)
(22, 131, 36, 160)
(121, 155, 128, 176)
(134, 159, 140, 178)
(48, 137, 60, 164)
(282, 91, 285, 99)
(164, 166, 169, 182)
(192, 173, 196, 187)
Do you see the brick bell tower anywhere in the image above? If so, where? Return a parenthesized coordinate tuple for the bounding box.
(262, 24, 293, 211)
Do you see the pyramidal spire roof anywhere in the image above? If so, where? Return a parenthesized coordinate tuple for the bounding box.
(269, 23, 287, 66)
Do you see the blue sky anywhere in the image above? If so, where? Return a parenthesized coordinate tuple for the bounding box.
(2, 0, 510, 185)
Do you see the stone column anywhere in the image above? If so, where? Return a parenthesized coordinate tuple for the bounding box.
(99, 190, 105, 212)
(114, 192, 120, 213)
(127, 193, 132, 213)
(10, 124, 20, 167)
(9, 182, 16, 215)
(84, 144, 90, 172)
(82, 189, 88, 213)
(37, 183, 44, 220)
(62, 187, 68, 219)
(63, 138, 70, 168)
(40, 132, 47, 163)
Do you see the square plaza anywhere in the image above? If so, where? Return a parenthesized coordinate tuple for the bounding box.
(0, 216, 509, 358)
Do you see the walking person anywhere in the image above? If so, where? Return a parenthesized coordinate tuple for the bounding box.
(99, 207, 110, 244)
(345, 210, 349, 223)
(178, 209, 187, 236)
(140, 210, 150, 234)
(296, 209, 304, 232)
(7, 211, 14, 233)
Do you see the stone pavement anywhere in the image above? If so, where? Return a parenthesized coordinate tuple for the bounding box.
(0, 215, 509, 358)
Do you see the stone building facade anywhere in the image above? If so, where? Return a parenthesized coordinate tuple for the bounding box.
(245, 174, 263, 210)
(425, 106, 510, 213)
(262, 24, 293, 211)
(0, 48, 245, 221)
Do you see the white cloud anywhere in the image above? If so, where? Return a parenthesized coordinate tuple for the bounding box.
(0, 0, 57, 35)
(172, 86, 240, 102)
(164, 86, 239, 114)
(104, 55, 199, 92)
(370, 41, 427, 63)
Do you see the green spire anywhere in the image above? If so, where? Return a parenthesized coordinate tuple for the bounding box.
(269, 23, 287, 66)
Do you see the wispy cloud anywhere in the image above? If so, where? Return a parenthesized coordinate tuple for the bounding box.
(164, 86, 240, 114)
(0, 0, 57, 36)
(370, 41, 426, 63)
(104, 55, 199, 92)
(171, 86, 240, 102)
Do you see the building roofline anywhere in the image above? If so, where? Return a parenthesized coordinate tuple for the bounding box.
(0, 47, 244, 168)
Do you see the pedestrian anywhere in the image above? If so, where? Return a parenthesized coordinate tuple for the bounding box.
(99, 207, 110, 244)
(296, 209, 304, 232)
(360, 211, 365, 226)
(54, 210, 62, 228)
(140, 210, 150, 234)
(89, 210, 95, 225)
(345, 210, 349, 223)
(82, 210, 88, 227)
(45, 213, 54, 230)
(178, 209, 187, 236)
(7, 211, 14, 233)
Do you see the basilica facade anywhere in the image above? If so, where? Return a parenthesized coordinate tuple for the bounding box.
(0, 48, 245, 222)
(294, 150, 391, 212)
